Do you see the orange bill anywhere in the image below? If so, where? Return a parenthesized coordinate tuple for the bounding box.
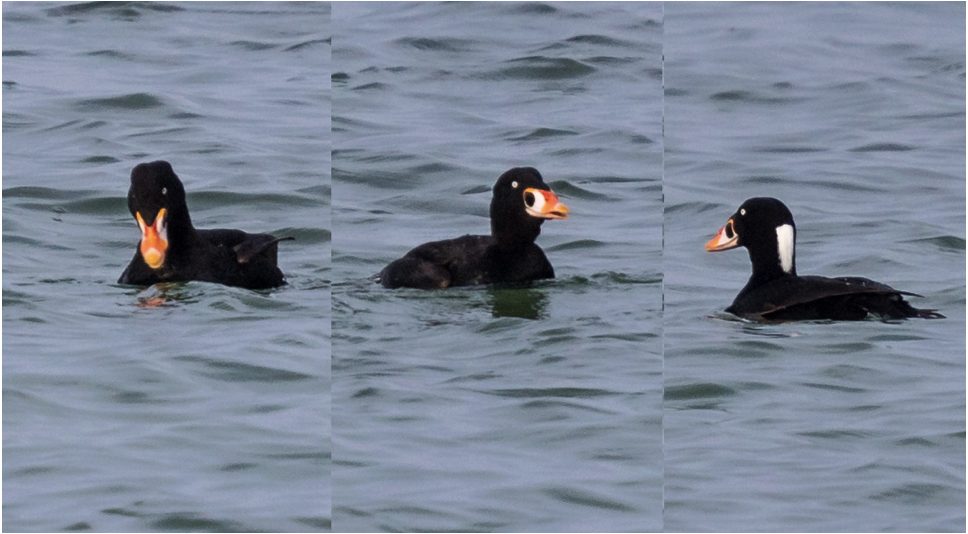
(524, 188, 569, 219)
(705, 218, 739, 252)
(136, 208, 168, 269)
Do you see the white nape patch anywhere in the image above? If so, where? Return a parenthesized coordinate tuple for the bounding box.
(776, 224, 794, 273)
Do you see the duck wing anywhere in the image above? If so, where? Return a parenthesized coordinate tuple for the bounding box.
(729, 275, 943, 321)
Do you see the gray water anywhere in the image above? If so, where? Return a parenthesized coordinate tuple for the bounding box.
(663, 3, 965, 532)
(3, 2, 965, 533)
(3, 2, 331, 532)
(332, 2, 663, 531)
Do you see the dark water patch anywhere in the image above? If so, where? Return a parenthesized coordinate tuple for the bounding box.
(631, 134, 655, 145)
(351, 81, 389, 92)
(285, 38, 330, 52)
(820, 342, 875, 354)
(3, 81, 18, 89)
(590, 271, 661, 286)
(74, 93, 165, 112)
(566, 34, 633, 48)
(753, 146, 826, 154)
(162, 111, 201, 121)
(507, 127, 580, 141)
(866, 333, 927, 342)
(520, 399, 613, 414)
(506, 3, 558, 15)
(394, 37, 477, 53)
(296, 517, 331, 530)
(84, 49, 135, 60)
(102, 506, 143, 518)
(230, 40, 277, 52)
(332, 71, 350, 84)
(220, 462, 257, 472)
(487, 387, 614, 399)
(3, 50, 37, 57)
(586, 55, 638, 66)
(460, 184, 491, 195)
(665, 87, 689, 97)
(178, 356, 314, 383)
(61, 195, 126, 215)
(149, 513, 249, 533)
(543, 487, 636, 512)
(276, 226, 330, 245)
(492, 56, 596, 81)
(849, 142, 916, 152)
(63, 522, 92, 531)
(664, 383, 737, 401)
(894, 436, 936, 447)
(43, 118, 88, 132)
(903, 235, 965, 252)
(111, 390, 151, 404)
(546, 239, 608, 252)
(548, 180, 613, 201)
(663, 200, 724, 215)
(800, 382, 867, 394)
(798, 429, 875, 440)
(445, 372, 500, 384)
(352, 387, 381, 398)
(745, 175, 789, 185)
(709, 89, 802, 105)
(38, 277, 80, 284)
(46, 2, 184, 19)
(81, 155, 121, 164)
(549, 147, 607, 157)
(871, 483, 952, 505)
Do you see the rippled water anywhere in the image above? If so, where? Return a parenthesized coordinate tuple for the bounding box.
(3, 2, 331, 531)
(332, 2, 663, 531)
(664, 3, 965, 532)
(4, 2, 965, 533)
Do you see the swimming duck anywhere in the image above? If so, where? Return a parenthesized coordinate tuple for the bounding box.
(706, 197, 943, 321)
(379, 167, 568, 289)
(118, 161, 291, 290)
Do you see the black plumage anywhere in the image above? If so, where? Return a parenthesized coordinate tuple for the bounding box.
(379, 167, 569, 289)
(118, 161, 291, 290)
(706, 197, 943, 321)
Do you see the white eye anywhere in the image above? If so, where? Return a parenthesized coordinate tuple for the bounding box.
(511, 181, 518, 189)
(740, 208, 746, 215)
(162, 187, 167, 195)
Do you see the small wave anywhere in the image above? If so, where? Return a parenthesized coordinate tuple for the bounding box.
(491, 56, 596, 81)
(74, 93, 165, 111)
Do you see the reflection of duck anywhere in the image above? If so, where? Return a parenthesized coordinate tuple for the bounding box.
(488, 287, 549, 320)
(706, 197, 944, 321)
(379, 167, 569, 289)
(118, 161, 291, 290)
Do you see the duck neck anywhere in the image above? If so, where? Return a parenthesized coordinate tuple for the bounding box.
(743, 232, 797, 291)
(491, 219, 541, 249)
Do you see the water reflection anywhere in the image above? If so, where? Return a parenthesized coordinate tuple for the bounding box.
(486, 286, 549, 320)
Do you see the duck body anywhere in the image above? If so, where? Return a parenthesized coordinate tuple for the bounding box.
(379, 234, 554, 289)
(379, 167, 567, 289)
(118, 161, 290, 290)
(707, 197, 943, 321)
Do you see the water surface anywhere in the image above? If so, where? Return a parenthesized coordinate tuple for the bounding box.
(3, 2, 331, 531)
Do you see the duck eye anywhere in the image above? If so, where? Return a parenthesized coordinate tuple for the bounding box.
(524, 191, 535, 207)
(725, 220, 735, 239)
(740, 208, 746, 216)
(162, 187, 167, 195)
(511, 181, 518, 189)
